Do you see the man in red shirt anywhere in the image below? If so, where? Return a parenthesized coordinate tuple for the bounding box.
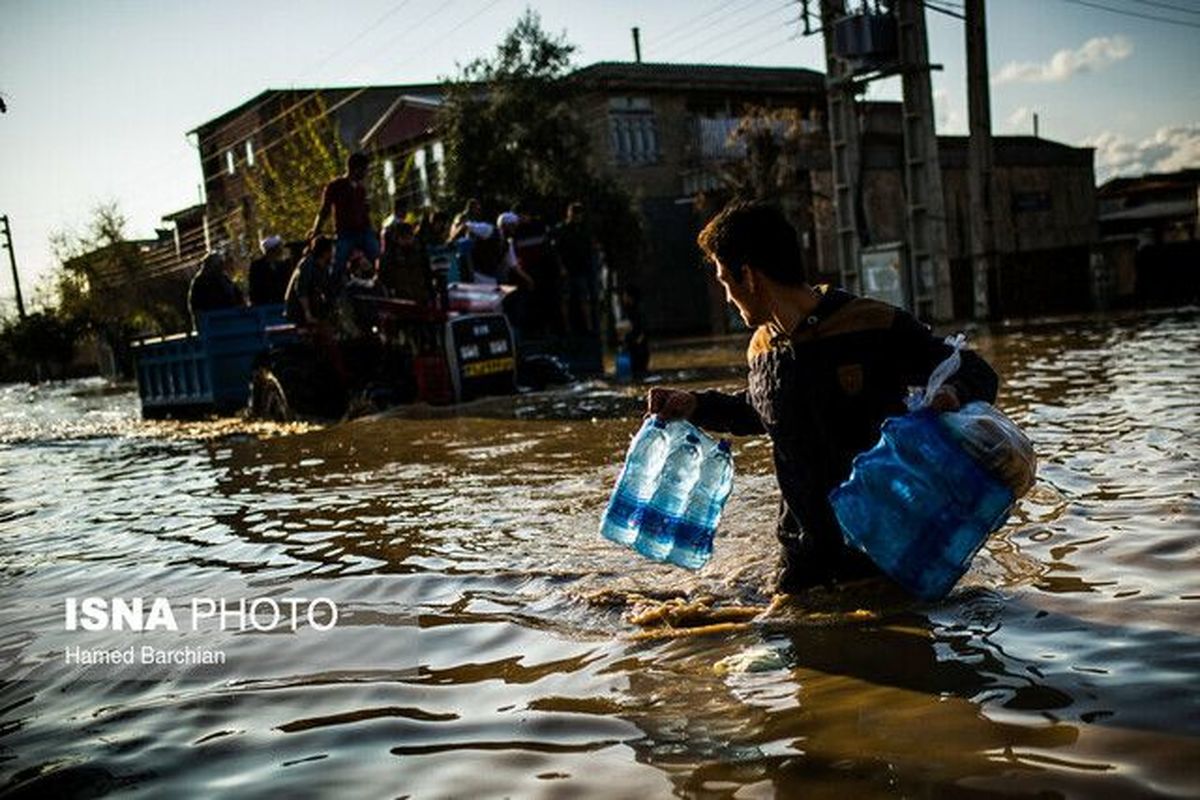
(309, 152, 378, 275)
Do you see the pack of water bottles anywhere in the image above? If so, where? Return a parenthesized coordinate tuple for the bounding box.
(829, 334, 1036, 600)
(599, 416, 734, 569)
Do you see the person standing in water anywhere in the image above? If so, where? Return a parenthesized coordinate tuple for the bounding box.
(647, 201, 999, 593)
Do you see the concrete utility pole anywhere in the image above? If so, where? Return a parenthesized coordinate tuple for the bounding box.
(895, 0, 953, 322)
(1, 214, 27, 319)
(819, 0, 863, 295)
(965, 0, 995, 319)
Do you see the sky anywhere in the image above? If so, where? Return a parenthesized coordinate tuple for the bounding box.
(1, 0, 1198, 316)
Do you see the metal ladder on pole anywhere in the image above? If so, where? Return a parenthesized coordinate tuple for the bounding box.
(896, 0, 954, 322)
(820, 0, 862, 294)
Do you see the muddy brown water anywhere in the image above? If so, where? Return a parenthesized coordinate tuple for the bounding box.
(1, 311, 1197, 798)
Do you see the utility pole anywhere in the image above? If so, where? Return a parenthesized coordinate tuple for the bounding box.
(1, 214, 27, 319)
(819, 0, 863, 295)
(895, 0, 953, 322)
(965, 0, 995, 319)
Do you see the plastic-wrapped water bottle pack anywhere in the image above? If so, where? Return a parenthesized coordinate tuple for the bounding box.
(830, 334, 1037, 599)
(600, 417, 734, 570)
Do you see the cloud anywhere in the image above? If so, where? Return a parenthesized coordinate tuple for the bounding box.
(994, 35, 1132, 85)
(1083, 124, 1200, 181)
(1004, 106, 1034, 133)
(933, 88, 964, 133)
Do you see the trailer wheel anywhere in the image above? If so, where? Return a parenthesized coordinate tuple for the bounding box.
(250, 367, 292, 422)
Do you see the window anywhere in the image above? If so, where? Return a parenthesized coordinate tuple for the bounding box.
(225, 150, 235, 175)
(608, 97, 659, 166)
(244, 140, 255, 168)
(383, 158, 396, 197)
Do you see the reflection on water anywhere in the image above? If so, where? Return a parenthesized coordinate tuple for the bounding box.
(1, 311, 1198, 798)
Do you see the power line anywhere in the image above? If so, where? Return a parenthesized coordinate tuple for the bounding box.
(921, 0, 966, 21)
(300, 0, 417, 81)
(201, 0, 515, 189)
(705, 15, 803, 63)
(1055, 0, 1200, 29)
(660, 0, 796, 62)
(655, 0, 786, 61)
(650, 0, 766, 52)
(710, 31, 801, 64)
(1126, 0, 1200, 17)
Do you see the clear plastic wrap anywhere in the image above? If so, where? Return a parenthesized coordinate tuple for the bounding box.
(940, 401, 1037, 499)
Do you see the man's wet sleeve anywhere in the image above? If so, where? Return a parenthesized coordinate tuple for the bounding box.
(892, 311, 999, 404)
(689, 389, 766, 436)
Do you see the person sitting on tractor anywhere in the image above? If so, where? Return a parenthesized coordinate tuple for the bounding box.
(284, 236, 337, 326)
(188, 250, 245, 329)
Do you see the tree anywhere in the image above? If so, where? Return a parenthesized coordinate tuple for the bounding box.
(51, 201, 182, 329)
(244, 94, 352, 243)
(706, 106, 831, 282)
(0, 312, 78, 381)
(48, 201, 186, 376)
(437, 9, 643, 281)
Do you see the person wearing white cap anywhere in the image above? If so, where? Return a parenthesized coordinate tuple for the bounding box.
(495, 211, 534, 289)
(249, 234, 292, 306)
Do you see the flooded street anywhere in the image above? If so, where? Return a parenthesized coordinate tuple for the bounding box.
(1, 311, 1198, 798)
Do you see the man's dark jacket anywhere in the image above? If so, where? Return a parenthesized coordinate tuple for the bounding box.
(689, 287, 999, 591)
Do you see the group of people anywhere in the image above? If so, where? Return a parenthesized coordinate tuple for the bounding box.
(187, 152, 608, 346)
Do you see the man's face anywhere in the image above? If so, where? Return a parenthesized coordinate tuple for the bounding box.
(714, 257, 764, 326)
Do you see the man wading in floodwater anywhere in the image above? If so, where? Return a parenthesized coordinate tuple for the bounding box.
(647, 201, 999, 593)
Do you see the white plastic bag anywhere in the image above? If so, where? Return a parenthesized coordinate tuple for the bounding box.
(910, 333, 1037, 498)
(908, 333, 967, 410)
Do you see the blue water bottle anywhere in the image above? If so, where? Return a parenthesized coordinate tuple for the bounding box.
(829, 409, 1015, 600)
(615, 348, 633, 382)
(600, 417, 671, 545)
(667, 439, 733, 570)
(634, 433, 703, 560)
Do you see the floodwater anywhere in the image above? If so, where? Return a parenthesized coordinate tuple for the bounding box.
(1, 311, 1198, 799)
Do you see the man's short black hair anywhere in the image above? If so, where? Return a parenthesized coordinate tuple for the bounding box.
(347, 152, 369, 172)
(697, 200, 806, 286)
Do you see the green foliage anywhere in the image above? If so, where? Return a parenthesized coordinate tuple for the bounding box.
(437, 9, 643, 277)
(0, 312, 78, 377)
(245, 94, 352, 242)
(49, 201, 184, 336)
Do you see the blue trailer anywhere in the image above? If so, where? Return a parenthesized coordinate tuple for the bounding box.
(131, 305, 288, 418)
(130, 300, 531, 420)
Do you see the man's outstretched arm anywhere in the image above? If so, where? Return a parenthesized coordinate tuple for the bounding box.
(647, 387, 765, 436)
